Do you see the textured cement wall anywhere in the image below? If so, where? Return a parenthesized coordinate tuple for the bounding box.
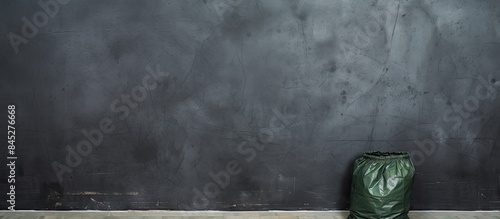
(0, 0, 499, 210)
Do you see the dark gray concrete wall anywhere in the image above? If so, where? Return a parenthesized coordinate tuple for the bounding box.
(0, 0, 499, 210)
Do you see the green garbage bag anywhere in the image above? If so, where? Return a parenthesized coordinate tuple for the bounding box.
(348, 151, 415, 219)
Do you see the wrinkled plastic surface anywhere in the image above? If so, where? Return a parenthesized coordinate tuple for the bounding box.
(348, 151, 415, 219)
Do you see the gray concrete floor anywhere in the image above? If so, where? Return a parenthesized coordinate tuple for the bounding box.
(0, 211, 499, 219)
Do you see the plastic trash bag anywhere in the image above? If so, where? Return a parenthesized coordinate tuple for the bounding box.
(348, 151, 415, 219)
